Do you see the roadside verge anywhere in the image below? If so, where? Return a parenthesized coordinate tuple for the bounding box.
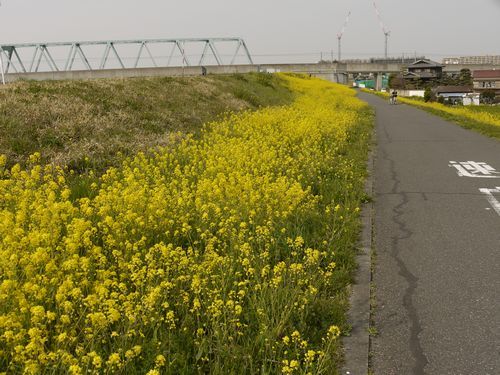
(341, 121, 376, 375)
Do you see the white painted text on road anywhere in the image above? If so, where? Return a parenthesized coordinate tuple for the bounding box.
(449, 161, 500, 178)
(479, 187, 500, 217)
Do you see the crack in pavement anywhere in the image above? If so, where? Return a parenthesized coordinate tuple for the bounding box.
(382, 145, 430, 374)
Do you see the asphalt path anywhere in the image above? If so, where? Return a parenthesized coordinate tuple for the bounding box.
(358, 92, 500, 375)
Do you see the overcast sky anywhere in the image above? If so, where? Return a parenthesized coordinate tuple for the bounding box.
(1, 0, 499, 64)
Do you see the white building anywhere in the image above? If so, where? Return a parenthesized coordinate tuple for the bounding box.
(443, 56, 500, 65)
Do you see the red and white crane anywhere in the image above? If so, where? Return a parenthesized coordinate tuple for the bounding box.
(372, 1, 391, 59)
(337, 11, 351, 62)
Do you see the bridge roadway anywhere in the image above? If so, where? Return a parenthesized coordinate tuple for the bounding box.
(4, 62, 500, 83)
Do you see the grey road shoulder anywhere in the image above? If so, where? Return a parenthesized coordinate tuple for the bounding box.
(341, 121, 375, 375)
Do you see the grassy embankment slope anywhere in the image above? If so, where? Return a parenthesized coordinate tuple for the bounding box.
(0, 73, 294, 172)
(362, 89, 500, 139)
(0, 73, 295, 199)
(0, 74, 373, 374)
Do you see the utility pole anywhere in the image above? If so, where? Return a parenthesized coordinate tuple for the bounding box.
(337, 11, 351, 62)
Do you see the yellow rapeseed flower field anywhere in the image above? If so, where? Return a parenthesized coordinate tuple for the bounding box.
(398, 97, 500, 128)
(0, 75, 372, 374)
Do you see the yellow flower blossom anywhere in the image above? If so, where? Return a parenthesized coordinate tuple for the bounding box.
(327, 325, 341, 339)
(107, 352, 121, 367)
(155, 354, 166, 367)
(0, 74, 370, 373)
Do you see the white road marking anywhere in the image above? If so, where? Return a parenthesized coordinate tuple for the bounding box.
(479, 187, 500, 217)
(449, 161, 500, 178)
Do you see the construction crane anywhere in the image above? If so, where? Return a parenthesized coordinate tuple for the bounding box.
(372, 1, 391, 59)
(337, 11, 351, 62)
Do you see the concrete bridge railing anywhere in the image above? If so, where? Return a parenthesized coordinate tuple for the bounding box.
(3, 62, 499, 84)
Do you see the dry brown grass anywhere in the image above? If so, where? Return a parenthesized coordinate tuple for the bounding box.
(0, 73, 293, 172)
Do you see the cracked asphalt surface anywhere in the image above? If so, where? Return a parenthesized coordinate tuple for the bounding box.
(358, 92, 500, 375)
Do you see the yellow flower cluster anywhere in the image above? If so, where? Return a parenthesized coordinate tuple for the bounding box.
(364, 88, 500, 131)
(398, 97, 500, 128)
(0, 75, 371, 373)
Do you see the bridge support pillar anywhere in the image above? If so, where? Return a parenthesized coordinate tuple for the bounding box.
(375, 73, 383, 91)
(335, 72, 348, 85)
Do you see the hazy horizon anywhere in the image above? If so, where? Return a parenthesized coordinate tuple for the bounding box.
(1, 0, 499, 64)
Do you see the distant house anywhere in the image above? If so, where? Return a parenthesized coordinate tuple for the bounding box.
(433, 86, 478, 105)
(434, 86, 473, 97)
(405, 59, 444, 81)
(397, 59, 444, 88)
(473, 70, 500, 95)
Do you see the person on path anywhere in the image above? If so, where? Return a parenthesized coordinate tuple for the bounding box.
(390, 90, 398, 105)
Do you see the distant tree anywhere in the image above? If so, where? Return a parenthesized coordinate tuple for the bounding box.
(389, 73, 405, 89)
(432, 77, 443, 88)
(481, 90, 496, 104)
(415, 78, 424, 90)
(440, 73, 454, 86)
(424, 87, 432, 102)
(458, 68, 472, 86)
